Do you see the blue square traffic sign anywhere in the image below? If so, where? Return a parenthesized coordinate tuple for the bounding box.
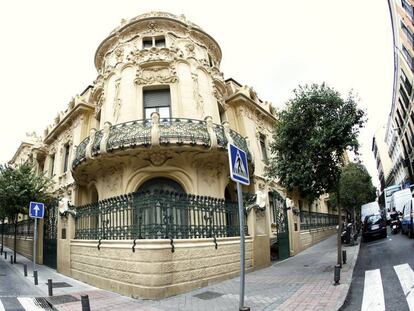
(29, 202, 44, 219)
(228, 143, 250, 185)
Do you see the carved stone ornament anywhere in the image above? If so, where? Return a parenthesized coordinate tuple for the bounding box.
(114, 47, 124, 63)
(135, 64, 178, 85)
(144, 152, 172, 166)
(130, 47, 184, 67)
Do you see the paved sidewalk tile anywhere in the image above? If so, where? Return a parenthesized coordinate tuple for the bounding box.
(0, 234, 359, 311)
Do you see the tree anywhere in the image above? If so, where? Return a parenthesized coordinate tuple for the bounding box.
(267, 83, 366, 264)
(331, 163, 376, 222)
(0, 163, 53, 263)
(0, 198, 5, 254)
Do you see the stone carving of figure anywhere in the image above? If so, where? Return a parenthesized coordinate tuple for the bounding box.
(113, 78, 122, 123)
(256, 187, 267, 210)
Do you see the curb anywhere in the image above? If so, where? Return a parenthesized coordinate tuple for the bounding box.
(336, 239, 362, 310)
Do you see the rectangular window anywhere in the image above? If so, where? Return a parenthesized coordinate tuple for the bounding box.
(143, 36, 166, 49)
(401, 69, 413, 95)
(400, 86, 410, 109)
(50, 154, 55, 176)
(260, 134, 268, 162)
(402, 21, 414, 47)
(143, 88, 171, 119)
(63, 144, 70, 173)
(154, 37, 166, 48)
(397, 109, 404, 126)
(402, 45, 414, 71)
(143, 37, 153, 49)
(402, 0, 414, 20)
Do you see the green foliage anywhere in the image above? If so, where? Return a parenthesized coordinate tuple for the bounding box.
(0, 163, 53, 223)
(267, 83, 366, 201)
(330, 163, 376, 219)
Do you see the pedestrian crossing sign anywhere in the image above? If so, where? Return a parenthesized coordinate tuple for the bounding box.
(228, 143, 250, 185)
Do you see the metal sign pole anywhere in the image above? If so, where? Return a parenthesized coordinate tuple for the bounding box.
(237, 182, 246, 310)
(33, 217, 37, 273)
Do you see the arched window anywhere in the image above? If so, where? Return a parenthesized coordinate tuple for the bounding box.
(137, 177, 184, 193)
(136, 177, 186, 238)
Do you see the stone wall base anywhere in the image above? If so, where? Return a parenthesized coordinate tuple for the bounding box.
(69, 237, 253, 299)
(299, 227, 336, 252)
(2, 235, 33, 260)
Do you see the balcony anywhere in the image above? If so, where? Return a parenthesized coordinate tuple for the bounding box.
(72, 114, 251, 171)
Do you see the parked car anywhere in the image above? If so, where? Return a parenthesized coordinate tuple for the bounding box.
(401, 198, 414, 238)
(362, 213, 387, 241)
(361, 201, 380, 222)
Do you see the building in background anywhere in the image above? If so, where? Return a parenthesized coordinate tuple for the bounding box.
(2, 12, 338, 299)
(383, 0, 414, 187)
(372, 126, 393, 192)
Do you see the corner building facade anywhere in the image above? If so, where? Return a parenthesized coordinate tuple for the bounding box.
(6, 12, 338, 299)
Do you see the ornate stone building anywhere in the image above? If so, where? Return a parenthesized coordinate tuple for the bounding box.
(5, 12, 338, 299)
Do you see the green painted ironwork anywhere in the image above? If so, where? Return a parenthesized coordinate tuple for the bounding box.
(92, 130, 103, 156)
(159, 118, 210, 146)
(300, 211, 338, 230)
(72, 118, 251, 169)
(269, 191, 289, 260)
(72, 137, 89, 167)
(107, 120, 151, 151)
(0, 219, 34, 238)
(74, 190, 246, 240)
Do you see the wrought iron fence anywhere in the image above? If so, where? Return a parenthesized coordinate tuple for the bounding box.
(72, 118, 251, 169)
(75, 190, 246, 240)
(0, 219, 34, 238)
(299, 211, 338, 230)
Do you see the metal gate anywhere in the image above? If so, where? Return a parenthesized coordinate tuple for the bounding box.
(43, 200, 57, 269)
(270, 191, 290, 260)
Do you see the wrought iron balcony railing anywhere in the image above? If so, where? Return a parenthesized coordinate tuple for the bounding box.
(72, 117, 250, 170)
(299, 211, 338, 231)
(74, 189, 247, 240)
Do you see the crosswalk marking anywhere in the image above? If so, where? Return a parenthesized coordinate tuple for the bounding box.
(361, 269, 385, 311)
(0, 300, 5, 311)
(394, 263, 414, 311)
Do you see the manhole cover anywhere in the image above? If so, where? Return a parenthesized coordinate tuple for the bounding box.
(194, 291, 223, 300)
(34, 297, 54, 310)
(45, 282, 72, 288)
(46, 294, 79, 305)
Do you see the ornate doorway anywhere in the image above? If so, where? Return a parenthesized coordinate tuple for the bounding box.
(43, 200, 58, 269)
(270, 191, 290, 260)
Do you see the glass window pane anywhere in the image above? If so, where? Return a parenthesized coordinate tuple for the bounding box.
(158, 107, 170, 119)
(145, 108, 156, 119)
(155, 37, 166, 48)
(143, 38, 152, 49)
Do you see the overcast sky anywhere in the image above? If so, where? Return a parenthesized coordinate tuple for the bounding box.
(0, 0, 393, 187)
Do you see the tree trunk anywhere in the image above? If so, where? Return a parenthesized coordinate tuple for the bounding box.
(0, 219, 4, 253)
(13, 217, 17, 263)
(336, 189, 342, 267)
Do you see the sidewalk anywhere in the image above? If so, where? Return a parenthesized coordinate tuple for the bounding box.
(0, 235, 360, 311)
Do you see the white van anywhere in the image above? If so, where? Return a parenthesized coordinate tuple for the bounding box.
(361, 201, 380, 222)
(390, 189, 412, 213)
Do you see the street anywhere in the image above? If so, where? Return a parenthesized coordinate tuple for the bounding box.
(341, 229, 414, 311)
(0, 253, 51, 311)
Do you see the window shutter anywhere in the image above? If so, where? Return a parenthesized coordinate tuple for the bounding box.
(143, 89, 171, 108)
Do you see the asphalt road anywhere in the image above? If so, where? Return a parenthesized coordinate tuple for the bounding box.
(0, 250, 43, 310)
(340, 228, 414, 311)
